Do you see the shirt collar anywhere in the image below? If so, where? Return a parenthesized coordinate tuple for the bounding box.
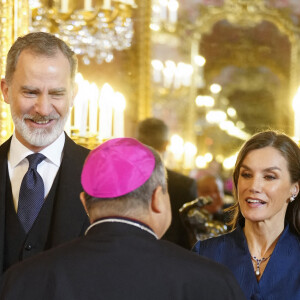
(85, 217, 158, 239)
(8, 132, 65, 168)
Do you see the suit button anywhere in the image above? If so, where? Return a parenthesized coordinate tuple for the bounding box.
(25, 243, 32, 250)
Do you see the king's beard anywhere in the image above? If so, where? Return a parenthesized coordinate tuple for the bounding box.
(11, 110, 70, 148)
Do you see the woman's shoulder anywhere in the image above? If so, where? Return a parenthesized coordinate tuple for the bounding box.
(192, 227, 242, 254)
(285, 226, 300, 248)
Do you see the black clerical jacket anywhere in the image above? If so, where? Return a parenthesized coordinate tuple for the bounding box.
(0, 220, 246, 300)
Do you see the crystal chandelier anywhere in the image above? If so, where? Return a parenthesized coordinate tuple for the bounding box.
(29, 0, 136, 64)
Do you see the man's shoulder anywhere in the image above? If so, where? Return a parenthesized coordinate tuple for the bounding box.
(192, 229, 239, 257)
(0, 137, 12, 153)
(166, 169, 198, 202)
(63, 135, 90, 158)
(156, 239, 242, 284)
(157, 238, 218, 266)
(167, 169, 196, 186)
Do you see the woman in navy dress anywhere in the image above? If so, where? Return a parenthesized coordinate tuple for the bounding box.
(193, 130, 300, 300)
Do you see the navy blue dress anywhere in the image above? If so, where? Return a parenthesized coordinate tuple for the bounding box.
(193, 224, 300, 300)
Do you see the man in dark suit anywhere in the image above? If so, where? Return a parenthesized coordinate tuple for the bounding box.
(137, 118, 198, 249)
(0, 138, 246, 300)
(0, 32, 89, 277)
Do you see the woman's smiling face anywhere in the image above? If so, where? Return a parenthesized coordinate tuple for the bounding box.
(237, 146, 299, 225)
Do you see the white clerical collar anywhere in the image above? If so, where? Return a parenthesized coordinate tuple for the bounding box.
(9, 132, 65, 168)
(85, 218, 158, 239)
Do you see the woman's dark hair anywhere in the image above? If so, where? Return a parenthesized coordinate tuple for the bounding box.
(227, 130, 300, 234)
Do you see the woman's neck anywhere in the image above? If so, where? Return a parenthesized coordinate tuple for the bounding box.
(243, 219, 284, 258)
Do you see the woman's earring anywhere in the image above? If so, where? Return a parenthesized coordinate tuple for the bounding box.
(290, 195, 296, 202)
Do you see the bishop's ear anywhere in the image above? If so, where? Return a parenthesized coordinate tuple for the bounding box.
(150, 185, 171, 221)
(80, 192, 89, 217)
(150, 185, 171, 238)
(151, 186, 164, 213)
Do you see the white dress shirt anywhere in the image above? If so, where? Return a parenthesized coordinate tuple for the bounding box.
(8, 132, 65, 212)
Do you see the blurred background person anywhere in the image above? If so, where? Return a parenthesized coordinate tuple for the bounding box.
(197, 174, 233, 224)
(137, 118, 198, 249)
(179, 174, 230, 245)
(197, 175, 224, 218)
(193, 130, 300, 299)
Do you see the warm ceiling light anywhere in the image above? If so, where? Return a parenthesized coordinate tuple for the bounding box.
(219, 120, 234, 131)
(223, 153, 238, 170)
(227, 107, 237, 117)
(236, 121, 245, 129)
(194, 55, 206, 67)
(210, 83, 222, 94)
(206, 110, 227, 124)
(204, 152, 213, 163)
(195, 95, 214, 107)
(196, 156, 207, 169)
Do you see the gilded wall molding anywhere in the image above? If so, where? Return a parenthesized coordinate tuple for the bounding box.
(135, 0, 152, 121)
(0, 0, 14, 144)
(189, 0, 300, 135)
(193, 0, 300, 39)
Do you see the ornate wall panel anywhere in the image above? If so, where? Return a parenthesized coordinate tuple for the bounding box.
(190, 0, 300, 136)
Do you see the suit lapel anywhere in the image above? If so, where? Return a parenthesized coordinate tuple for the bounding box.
(0, 138, 12, 275)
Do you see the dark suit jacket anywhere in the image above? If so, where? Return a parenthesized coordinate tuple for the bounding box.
(0, 133, 90, 277)
(162, 169, 198, 249)
(0, 221, 246, 300)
